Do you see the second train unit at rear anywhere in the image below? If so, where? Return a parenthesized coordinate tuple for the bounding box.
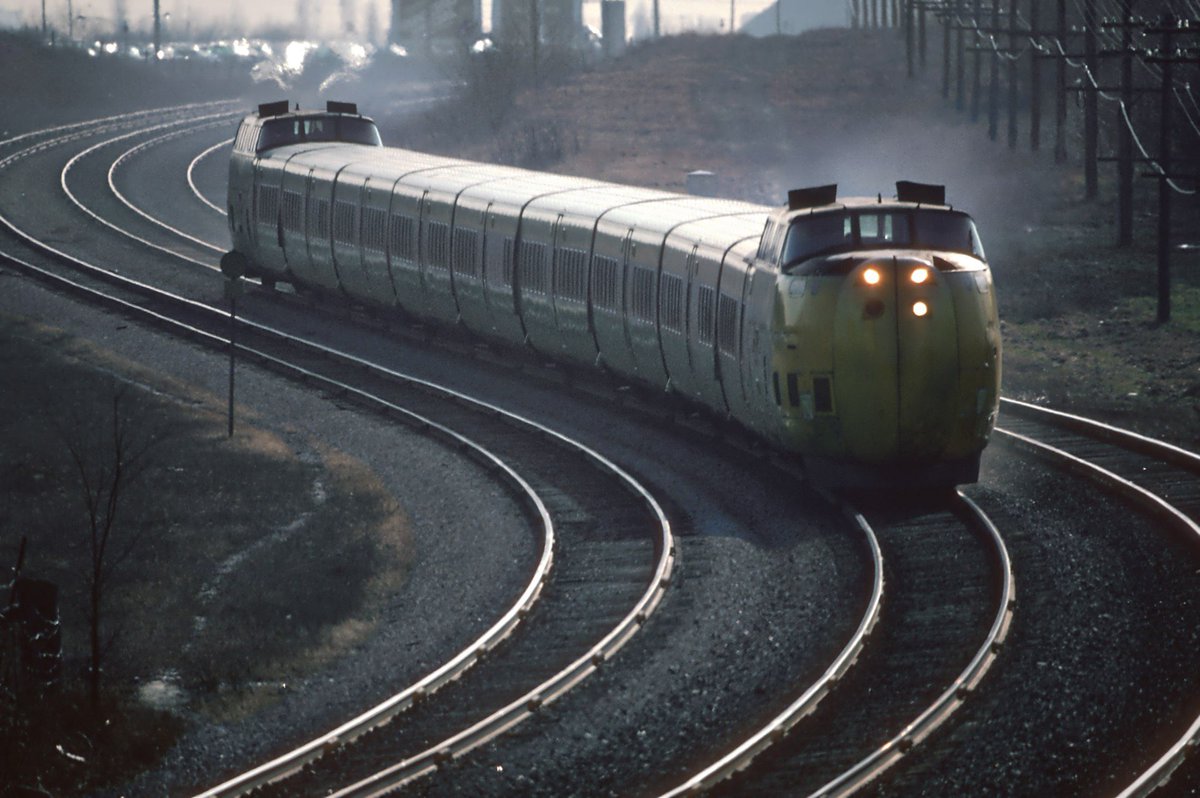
(226, 102, 1001, 486)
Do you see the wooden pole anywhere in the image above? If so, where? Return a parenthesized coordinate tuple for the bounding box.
(971, 0, 982, 120)
(919, 0, 927, 68)
(1157, 17, 1174, 323)
(988, 0, 1000, 140)
(1117, 0, 1135, 245)
(943, 0, 952, 98)
(1054, 0, 1067, 162)
(907, 0, 915, 77)
(227, 289, 237, 438)
(1083, 0, 1099, 198)
(955, 0, 966, 110)
(1029, 0, 1042, 150)
(1007, 0, 1019, 148)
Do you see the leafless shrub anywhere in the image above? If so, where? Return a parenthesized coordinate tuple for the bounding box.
(53, 380, 175, 708)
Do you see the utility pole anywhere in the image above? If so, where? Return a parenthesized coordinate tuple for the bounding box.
(1007, 0, 1019, 148)
(1117, 0, 1135, 246)
(1083, 0, 1098, 198)
(971, 0, 981, 120)
(1054, 0, 1067, 162)
(1141, 14, 1200, 322)
(906, 0, 914, 77)
(955, 0, 965, 110)
(1154, 16, 1174, 323)
(153, 0, 161, 57)
(531, 0, 540, 81)
(988, 0, 1000, 140)
(220, 253, 246, 437)
(942, 0, 951, 99)
(1029, 0, 1041, 149)
(919, 0, 927, 68)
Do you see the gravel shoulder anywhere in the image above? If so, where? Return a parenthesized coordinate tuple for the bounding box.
(0, 265, 535, 796)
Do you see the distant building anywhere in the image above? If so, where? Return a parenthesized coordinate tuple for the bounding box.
(601, 0, 626, 56)
(741, 0, 846, 36)
(389, 0, 482, 49)
(491, 0, 584, 50)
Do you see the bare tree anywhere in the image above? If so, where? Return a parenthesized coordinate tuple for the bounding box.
(59, 382, 167, 708)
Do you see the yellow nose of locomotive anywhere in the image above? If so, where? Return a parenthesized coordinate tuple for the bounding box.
(834, 258, 962, 463)
(769, 183, 999, 486)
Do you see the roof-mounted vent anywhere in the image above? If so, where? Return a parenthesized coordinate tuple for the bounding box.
(326, 100, 359, 115)
(787, 184, 838, 211)
(896, 181, 946, 205)
(257, 100, 291, 118)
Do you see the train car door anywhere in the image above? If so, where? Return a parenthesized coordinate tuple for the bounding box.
(741, 247, 777, 431)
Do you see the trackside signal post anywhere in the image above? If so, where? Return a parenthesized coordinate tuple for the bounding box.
(220, 252, 247, 437)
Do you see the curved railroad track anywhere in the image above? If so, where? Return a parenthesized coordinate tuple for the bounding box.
(991, 399, 1200, 798)
(0, 107, 875, 797)
(0, 108, 678, 795)
(686, 488, 1013, 797)
(5, 103, 1200, 797)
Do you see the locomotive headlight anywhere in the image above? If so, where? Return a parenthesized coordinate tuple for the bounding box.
(912, 301, 929, 317)
(910, 267, 930, 284)
(863, 267, 882, 286)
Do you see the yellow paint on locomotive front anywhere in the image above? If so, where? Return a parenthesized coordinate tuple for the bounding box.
(770, 253, 1000, 475)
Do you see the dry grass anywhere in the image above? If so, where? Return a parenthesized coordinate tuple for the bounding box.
(0, 314, 412, 794)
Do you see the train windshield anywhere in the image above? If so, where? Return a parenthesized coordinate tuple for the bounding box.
(781, 209, 985, 271)
(257, 115, 382, 152)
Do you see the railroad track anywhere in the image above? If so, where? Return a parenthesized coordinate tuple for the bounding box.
(674, 489, 1012, 797)
(6, 104, 1200, 796)
(0, 109, 678, 795)
(1, 106, 873, 798)
(992, 399, 1200, 798)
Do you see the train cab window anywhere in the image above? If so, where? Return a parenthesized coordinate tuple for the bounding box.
(913, 210, 986, 260)
(257, 115, 382, 152)
(258, 119, 300, 151)
(781, 209, 986, 272)
(858, 212, 909, 246)
(780, 214, 851, 270)
(334, 118, 383, 146)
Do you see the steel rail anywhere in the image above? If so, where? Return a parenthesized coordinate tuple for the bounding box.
(332, 484, 680, 798)
(187, 136, 233, 214)
(107, 121, 231, 252)
(805, 490, 1015, 798)
(994, 426, 1200, 798)
(0, 104, 241, 187)
(1000, 397, 1200, 474)
(2, 107, 677, 797)
(58, 110, 240, 270)
(994, 404, 1200, 798)
(654, 501, 885, 798)
(0, 100, 236, 151)
(0, 239, 557, 797)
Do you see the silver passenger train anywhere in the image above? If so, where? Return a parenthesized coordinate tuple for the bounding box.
(226, 101, 1001, 486)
